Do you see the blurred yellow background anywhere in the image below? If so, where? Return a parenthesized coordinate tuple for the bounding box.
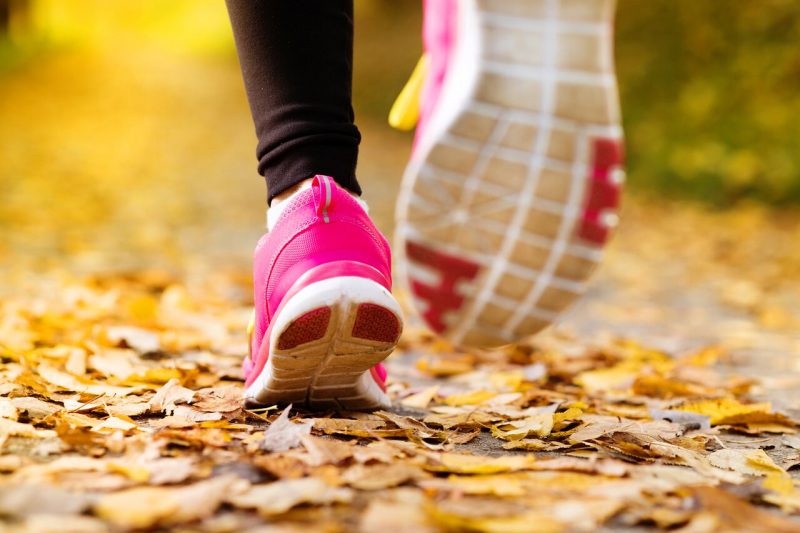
(1, 0, 799, 274)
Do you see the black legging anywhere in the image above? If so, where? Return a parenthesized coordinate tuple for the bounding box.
(225, 0, 362, 203)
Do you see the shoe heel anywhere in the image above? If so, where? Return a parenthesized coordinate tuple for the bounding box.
(245, 267, 402, 411)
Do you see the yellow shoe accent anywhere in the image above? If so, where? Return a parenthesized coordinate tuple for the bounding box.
(246, 309, 255, 358)
(388, 54, 429, 131)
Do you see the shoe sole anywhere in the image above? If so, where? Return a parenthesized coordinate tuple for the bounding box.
(396, 0, 625, 347)
(244, 276, 403, 411)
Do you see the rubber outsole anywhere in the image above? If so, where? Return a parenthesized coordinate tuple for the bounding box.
(396, 0, 625, 348)
(244, 277, 402, 411)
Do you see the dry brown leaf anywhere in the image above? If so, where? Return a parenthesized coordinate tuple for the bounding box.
(0, 398, 18, 420)
(105, 325, 160, 353)
(0, 417, 57, 439)
(400, 385, 439, 409)
(341, 462, 424, 490)
(37, 363, 138, 397)
(708, 448, 786, 477)
(568, 416, 681, 444)
(313, 417, 406, 438)
(300, 435, 353, 466)
(88, 349, 138, 380)
(149, 378, 195, 414)
(64, 348, 87, 376)
(491, 413, 554, 441)
(690, 486, 800, 533)
(260, 405, 312, 452)
(428, 497, 564, 533)
(0, 483, 93, 518)
(532, 456, 629, 477)
(226, 478, 353, 516)
(105, 401, 151, 417)
(94, 475, 245, 529)
(192, 384, 243, 412)
(422, 452, 537, 474)
(423, 407, 496, 430)
(10, 396, 63, 419)
(360, 489, 433, 533)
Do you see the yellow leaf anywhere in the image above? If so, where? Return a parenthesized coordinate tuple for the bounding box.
(553, 407, 583, 424)
(107, 462, 151, 483)
(416, 354, 475, 377)
(424, 453, 536, 474)
(491, 413, 554, 441)
(401, 385, 440, 409)
(746, 449, 785, 475)
(680, 346, 723, 367)
(428, 501, 563, 533)
(128, 367, 182, 385)
(444, 390, 496, 407)
(675, 398, 781, 426)
(489, 371, 525, 392)
(36, 363, 139, 397)
(763, 473, 795, 495)
(425, 473, 529, 497)
(708, 448, 786, 477)
(574, 361, 640, 394)
(126, 294, 159, 322)
(632, 374, 711, 399)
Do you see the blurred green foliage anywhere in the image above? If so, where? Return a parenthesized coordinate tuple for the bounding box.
(2, 0, 799, 205)
(616, 0, 800, 205)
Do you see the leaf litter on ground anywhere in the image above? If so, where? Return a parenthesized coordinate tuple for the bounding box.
(1, 263, 800, 531)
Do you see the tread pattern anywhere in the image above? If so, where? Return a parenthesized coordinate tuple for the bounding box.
(253, 301, 401, 411)
(398, 0, 625, 347)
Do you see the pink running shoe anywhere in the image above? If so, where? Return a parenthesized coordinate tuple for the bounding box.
(244, 175, 402, 410)
(394, 0, 625, 348)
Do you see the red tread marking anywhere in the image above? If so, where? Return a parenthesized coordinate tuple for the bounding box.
(578, 138, 625, 245)
(352, 303, 401, 343)
(406, 241, 481, 333)
(277, 307, 331, 350)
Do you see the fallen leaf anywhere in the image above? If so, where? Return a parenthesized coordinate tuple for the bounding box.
(443, 389, 497, 406)
(105, 325, 160, 353)
(422, 452, 537, 474)
(428, 498, 564, 533)
(313, 417, 406, 438)
(676, 398, 795, 429)
(64, 348, 87, 375)
(0, 398, 18, 420)
(342, 462, 424, 490)
(649, 408, 711, 430)
(360, 489, 432, 533)
(708, 448, 786, 477)
(260, 405, 312, 452)
(88, 349, 137, 380)
(94, 475, 245, 529)
(401, 385, 439, 409)
(37, 363, 138, 397)
(149, 378, 195, 414)
(300, 435, 353, 466)
(192, 384, 243, 413)
(10, 396, 63, 419)
(491, 412, 554, 441)
(226, 478, 353, 516)
(0, 417, 57, 439)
